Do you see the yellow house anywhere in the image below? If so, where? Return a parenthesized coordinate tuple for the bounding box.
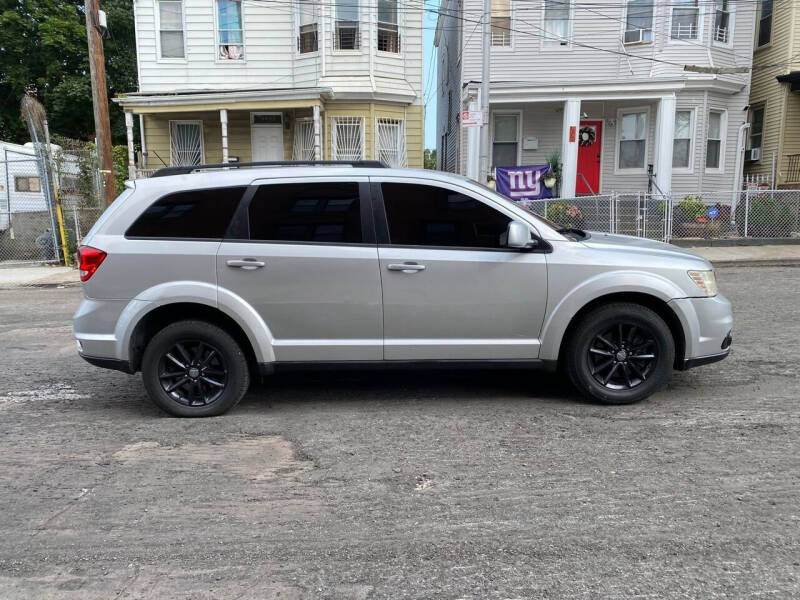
(116, 0, 424, 175)
(745, 0, 800, 187)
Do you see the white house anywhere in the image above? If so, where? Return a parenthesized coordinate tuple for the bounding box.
(435, 0, 757, 197)
(116, 0, 425, 174)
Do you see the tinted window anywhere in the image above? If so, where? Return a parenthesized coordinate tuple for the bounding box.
(381, 183, 511, 248)
(127, 187, 245, 238)
(248, 183, 362, 243)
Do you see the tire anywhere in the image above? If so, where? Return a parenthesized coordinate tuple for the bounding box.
(564, 303, 675, 405)
(141, 320, 250, 417)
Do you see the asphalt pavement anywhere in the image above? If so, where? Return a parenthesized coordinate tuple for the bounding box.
(0, 266, 798, 599)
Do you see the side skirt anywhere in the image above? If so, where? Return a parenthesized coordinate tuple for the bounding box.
(259, 359, 557, 377)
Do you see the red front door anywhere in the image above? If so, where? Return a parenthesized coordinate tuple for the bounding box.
(576, 120, 602, 195)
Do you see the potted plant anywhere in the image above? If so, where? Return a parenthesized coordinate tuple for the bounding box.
(675, 195, 708, 238)
(547, 200, 584, 229)
(545, 150, 561, 195)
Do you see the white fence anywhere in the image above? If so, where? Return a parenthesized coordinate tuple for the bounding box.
(518, 190, 800, 242)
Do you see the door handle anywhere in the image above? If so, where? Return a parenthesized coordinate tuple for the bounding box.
(226, 258, 265, 270)
(387, 262, 426, 272)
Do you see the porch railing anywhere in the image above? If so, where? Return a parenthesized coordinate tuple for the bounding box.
(786, 154, 800, 183)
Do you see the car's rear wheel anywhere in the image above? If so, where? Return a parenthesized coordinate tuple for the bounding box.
(141, 320, 249, 417)
(564, 303, 674, 405)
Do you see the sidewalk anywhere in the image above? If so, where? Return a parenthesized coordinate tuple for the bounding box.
(685, 244, 800, 267)
(0, 265, 78, 288)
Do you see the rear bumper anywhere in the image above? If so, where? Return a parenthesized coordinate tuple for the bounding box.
(682, 348, 730, 370)
(79, 353, 134, 374)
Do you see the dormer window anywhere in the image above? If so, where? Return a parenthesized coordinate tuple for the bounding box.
(217, 0, 244, 60)
(377, 0, 400, 53)
(298, 0, 318, 53)
(335, 0, 360, 50)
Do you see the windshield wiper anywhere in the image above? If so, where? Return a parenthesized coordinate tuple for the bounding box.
(556, 227, 588, 240)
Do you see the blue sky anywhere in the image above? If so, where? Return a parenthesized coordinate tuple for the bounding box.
(423, 4, 438, 149)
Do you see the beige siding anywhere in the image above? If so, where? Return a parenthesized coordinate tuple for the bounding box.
(746, 2, 800, 184)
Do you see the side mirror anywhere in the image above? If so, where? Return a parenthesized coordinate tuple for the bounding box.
(505, 220, 534, 248)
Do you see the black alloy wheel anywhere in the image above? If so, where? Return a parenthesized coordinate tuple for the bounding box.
(157, 340, 228, 406)
(587, 322, 657, 390)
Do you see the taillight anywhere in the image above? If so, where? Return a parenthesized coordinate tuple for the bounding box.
(77, 245, 107, 282)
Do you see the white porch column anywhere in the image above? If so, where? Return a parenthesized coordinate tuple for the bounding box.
(124, 111, 135, 180)
(466, 100, 480, 181)
(560, 98, 581, 198)
(313, 104, 322, 160)
(220, 109, 229, 164)
(653, 95, 676, 196)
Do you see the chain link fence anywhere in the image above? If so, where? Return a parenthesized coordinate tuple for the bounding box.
(1, 142, 105, 265)
(519, 190, 800, 242)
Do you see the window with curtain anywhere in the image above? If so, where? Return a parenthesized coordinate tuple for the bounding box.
(758, 0, 773, 46)
(376, 119, 407, 167)
(624, 0, 653, 44)
(749, 105, 765, 152)
(706, 111, 724, 169)
(491, 0, 511, 47)
(714, 0, 731, 43)
(672, 111, 692, 169)
(618, 111, 647, 169)
(543, 0, 570, 44)
(378, 0, 400, 52)
(298, 0, 318, 53)
(217, 0, 244, 60)
(492, 114, 519, 168)
(158, 0, 185, 58)
(671, 0, 699, 40)
(335, 0, 360, 50)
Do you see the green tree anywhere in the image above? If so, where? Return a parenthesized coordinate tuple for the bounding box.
(423, 148, 437, 170)
(0, 0, 137, 144)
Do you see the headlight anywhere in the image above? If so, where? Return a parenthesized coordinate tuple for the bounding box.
(688, 270, 718, 297)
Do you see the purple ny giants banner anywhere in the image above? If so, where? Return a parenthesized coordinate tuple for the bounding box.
(495, 165, 553, 201)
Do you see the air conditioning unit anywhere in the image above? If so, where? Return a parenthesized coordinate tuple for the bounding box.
(746, 147, 761, 161)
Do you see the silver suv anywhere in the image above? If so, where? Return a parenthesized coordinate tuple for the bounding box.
(73, 162, 733, 417)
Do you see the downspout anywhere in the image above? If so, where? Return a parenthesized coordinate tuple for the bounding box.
(731, 122, 750, 229)
(320, 0, 326, 78)
(369, 1, 376, 92)
(698, 91, 709, 191)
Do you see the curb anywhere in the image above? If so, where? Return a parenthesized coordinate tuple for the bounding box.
(672, 237, 800, 248)
(709, 259, 800, 268)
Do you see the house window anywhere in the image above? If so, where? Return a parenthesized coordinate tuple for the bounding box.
(543, 0, 570, 44)
(14, 176, 41, 192)
(749, 105, 765, 153)
(378, 0, 400, 52)
(706, 111, 724, 170)
(624, 0, 653, 44)
(618, 110, 647, 170)
(297, 0, 318, 53)
(491, 0, 511, 47)
(293, 119, 315, 160)
(335, 0, 360, 50)
(492, 114, 519, 168)
(714, 0, 731, 43)
(671, 0, 699, 40)
(757, 0, 772, 47)
(376, 118, 407, 168)
(331, 117, 364, 160)
(217, 0, 244, 60)
(169, 121, 204, 166)
(158, 0, 185, 58)
(673, 110, 692, 169)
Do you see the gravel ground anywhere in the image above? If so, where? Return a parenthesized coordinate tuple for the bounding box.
(0, 266, 798, 599)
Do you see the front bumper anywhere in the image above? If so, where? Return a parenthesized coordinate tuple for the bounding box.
(669, 294, 733, 370)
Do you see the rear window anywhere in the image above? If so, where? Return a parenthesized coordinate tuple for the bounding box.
(126, 187, 245, 239)
(248, 182, 362, 243)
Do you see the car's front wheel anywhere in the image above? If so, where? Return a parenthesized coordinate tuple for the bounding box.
(564, 303, 675, 405)
(141, 320, 250, 417)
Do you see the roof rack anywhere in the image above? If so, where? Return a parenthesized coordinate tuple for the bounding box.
(150, 160, 388, 178)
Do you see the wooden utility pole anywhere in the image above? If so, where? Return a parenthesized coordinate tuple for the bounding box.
(84, 0, 115, 206)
